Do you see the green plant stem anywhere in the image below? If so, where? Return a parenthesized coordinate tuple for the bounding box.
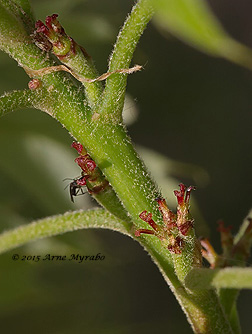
(0, 90, 131, 223)
(97, 0, 154, 122)
(1, 0, 34, 34)
(0, 209, 130, 254)
(30, 89, 233, 333)
(60, 46, 103, 107)
(218, 289, 241, 334)
(0, 90, 33, 116)
(1, 88, 234, 333)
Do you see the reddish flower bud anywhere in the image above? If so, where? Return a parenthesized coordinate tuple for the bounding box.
(168, 236, 184, 254)
(86, 159, 97, 171)
(135, 229, 155, 237)
(156, 198, 176, 228)
(185, 186, 196, 204)
(178, 220, 194, 236)
(35, 14, 72, 55)
(136, 185, 196, 255)
(217, 220, 233, 254)
(139, 211, 158, 231)
(174, 183, 186, 206)
(45, 14, 58, 28)
(45, 14, 65, 36)
(28, 79, 41, 90)
(200, 238, 218, 268)
(174, 183, 195, 207)
(75, 155, 96, 174)
(71, 142, 85, 155)
(35, 20, 48, 34)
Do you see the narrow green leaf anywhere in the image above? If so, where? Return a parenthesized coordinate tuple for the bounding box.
(0, 208, 131, 254)
(234, 209, 252, 244)
(185, 267, 252, 290)
(151, 0, 252, 69)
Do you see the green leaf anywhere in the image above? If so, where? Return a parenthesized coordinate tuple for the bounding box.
(185, 267, 252, 290)
(150, 0, 252, 69)
(0, 208, 131, 254)
(234, 209, 252, 244)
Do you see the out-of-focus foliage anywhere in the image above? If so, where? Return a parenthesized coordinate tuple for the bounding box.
(150, 0, 252, 70)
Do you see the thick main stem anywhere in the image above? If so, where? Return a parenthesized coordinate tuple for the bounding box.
(33, 87, 233, 333)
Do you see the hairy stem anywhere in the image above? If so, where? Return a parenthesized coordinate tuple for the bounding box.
(97, 0, 154, 122)
(0, 90, 33, 116)
(0, 209, 130, 254)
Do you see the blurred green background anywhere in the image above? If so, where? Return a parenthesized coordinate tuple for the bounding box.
(0, 0, 251, 333)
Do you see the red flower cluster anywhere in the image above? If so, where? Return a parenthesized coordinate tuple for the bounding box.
(135, 184, 195, 254)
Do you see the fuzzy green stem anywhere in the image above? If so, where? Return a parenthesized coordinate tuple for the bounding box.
(58, 44, 103, 107)
(97, 0, 154, 122)
(1, 90, 233, 334)
(218, 289, 241, 334)
(0, 89, 33, 116)
(0, 209, 130, 254)
(31, 89, 233, 333)
(0, 89, 130, 223)
(1, 0, 34, 34)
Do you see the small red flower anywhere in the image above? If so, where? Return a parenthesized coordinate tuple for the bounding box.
(71, 142, 86, 155)
(135, 184, 195, 254)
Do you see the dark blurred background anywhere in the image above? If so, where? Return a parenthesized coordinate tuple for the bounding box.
(0, 0, 251, 333)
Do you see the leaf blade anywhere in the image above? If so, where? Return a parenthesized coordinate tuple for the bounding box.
(151, 0, 252, 69)
(185, 267, 252, 290)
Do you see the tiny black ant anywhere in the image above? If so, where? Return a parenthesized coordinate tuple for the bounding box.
(64, 175, 87, 202)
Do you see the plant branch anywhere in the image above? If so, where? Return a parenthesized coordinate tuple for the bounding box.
(0, 209, 130, 255)
(34, 14, 103, 107)
(1, 0, 34, 34)
(97, 0, 154, 122)
(0, 89, 33, 116)
(0, 89, 132, 223)
(218, 289, 241, 334)
(185, 267, 252, 289)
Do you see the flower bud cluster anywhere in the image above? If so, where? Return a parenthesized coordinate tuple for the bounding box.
(135, 184, 195, 254)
